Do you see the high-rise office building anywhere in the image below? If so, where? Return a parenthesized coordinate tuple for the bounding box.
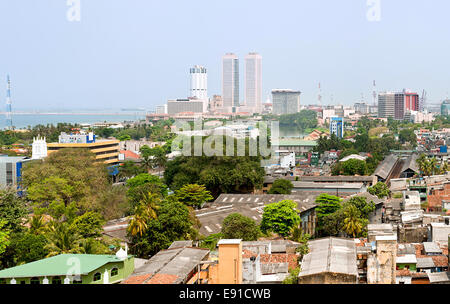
(330, 117, 344, 139)
(271, 89, 301, 115)
(354, 102, 369, 114)
(441, 100, 450, 116)
(404, 91, 419, 112)
(190, 65, 208, 100)
(222, 53, 239, 110)
(394, 93, 405, 120)
(244, 52, 262, 113)
(378, 92, 396, 119)
(379, 90, 420, 120)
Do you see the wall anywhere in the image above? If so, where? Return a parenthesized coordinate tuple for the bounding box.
(367, 239, 397, 284)
(298, 272, 357, 284)
(397, 226, 428, 243)
(218, 242, 243, 284)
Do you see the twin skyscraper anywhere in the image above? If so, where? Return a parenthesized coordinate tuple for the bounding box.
(188, 53, 262, 114)
(221, 52, 262, 114)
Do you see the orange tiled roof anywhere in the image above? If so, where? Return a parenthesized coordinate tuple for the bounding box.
(242, 249, 257, 259)
(411, 272, 429, 279)
(396, 269, 411, 277)
(260, 253, 298, 270)
(415, 244, 425, 258)
(431, 255, 449, 268)
(146, 273, 179, 284)
(120, 150, 140, 159)
(121, 274, 152, 284)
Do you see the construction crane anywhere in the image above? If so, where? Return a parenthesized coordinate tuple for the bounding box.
(318, 82, 322, 108)
(420, 89, 427, 112)
(5, 75, 12, 130)
(372, 80, 377, 106)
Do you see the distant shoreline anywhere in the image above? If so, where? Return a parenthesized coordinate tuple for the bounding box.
(0, 112, 146, 115)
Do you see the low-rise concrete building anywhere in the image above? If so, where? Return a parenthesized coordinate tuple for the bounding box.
(298, 237, 358, 284)
(0, 251, 134, 284)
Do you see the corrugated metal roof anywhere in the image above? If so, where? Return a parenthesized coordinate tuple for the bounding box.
(416, 257, 435, 268)
(196, 194, 318, 236)
(374, 154, 398, 180)
(129, 246, 209, 284)
(299, 237, 358, 277)
(423, 242, 443, 254)
(400, 153, 420, 174)
(428, 272, 450, 283)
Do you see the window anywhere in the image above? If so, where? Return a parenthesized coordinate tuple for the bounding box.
(73, 279, 83, 284)
(111, 268, 118, 277)
(52, 276, 62, 284)
(30, 277, 40, 284)
(20, 280, 26, 284)
(0, 279, 6, 284)
(93, 272, 101, 282)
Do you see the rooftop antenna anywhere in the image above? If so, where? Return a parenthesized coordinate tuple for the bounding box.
(372, 80, 377, 107)
(5, 75, 12, 130)
(318, 82, 322, 109)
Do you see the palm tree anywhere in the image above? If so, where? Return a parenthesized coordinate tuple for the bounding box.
(140, 155, 153, 173)
(28, 214, 47, 235)
(128, 192, 161, 237)
(416, 153, 427, 176)
(44, 221, 83, 257)
(342, 205, 363, 238)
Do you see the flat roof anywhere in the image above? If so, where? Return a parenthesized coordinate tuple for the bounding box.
(218, 239, 242, 245)
(278, 139, 317, 147)
(423, 242, 443, 254)
(292, 182, 364, 189)
(375, 235, 397, 241)
(396, 254, 417, 264)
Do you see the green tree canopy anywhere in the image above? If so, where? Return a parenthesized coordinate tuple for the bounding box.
(128, 198, 199, 258)
(368, 182, 390, 199)
(70, 211, 105, 238)
(126, 173, 168, 210)
(268, 179, 293, 194)
(343, 196, 375, 219)
(175, 184, 213, 208)
(22, 148, 118, 218)
(221, 213, 260, 241)
(260, 200, 301, 238)
(0, 187, 28, 233)
(315, 194, 342, 236)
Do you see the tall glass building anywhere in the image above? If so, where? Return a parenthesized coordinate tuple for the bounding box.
(441, 100, 450, 116)
(271, 89, 301, 115)
(244, 52, 262, 113)
(222, 53, 239, 110)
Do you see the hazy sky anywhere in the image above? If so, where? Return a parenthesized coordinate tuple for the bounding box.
(0, 0, 449, 111)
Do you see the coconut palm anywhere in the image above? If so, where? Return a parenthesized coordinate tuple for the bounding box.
(416, 153, 428, 176)
(128, 192, 161, 237)
(140, 155, 153, 173)
(44, 221, 83, 257)
(342, 205, 363, 238)
(28, 214, 47, 235)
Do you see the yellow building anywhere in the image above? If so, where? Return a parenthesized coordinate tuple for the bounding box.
(47, 132, 120, 165)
